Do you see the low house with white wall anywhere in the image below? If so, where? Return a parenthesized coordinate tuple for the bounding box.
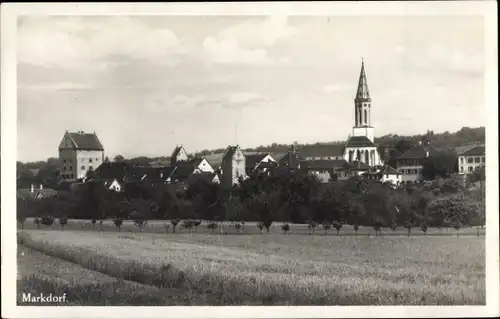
(361, 165, 402, 185)
(396, 141, 439, 182)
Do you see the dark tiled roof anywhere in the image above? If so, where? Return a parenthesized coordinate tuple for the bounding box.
(188, 157, 204, 167)
(170, 166, 195, 181)
(245, 153, 269, 169)
(460, 146, 485, 156)
(278, 151, 305, 169)
(94, 162, 130, 181)
(298, 144, 345, 158)
(397, 144, 439, 159)
(63, 132, 104, 150)
(301, 159, 349, 170)
(347, 161, 371, 170)
(204, 153, 225, 169)
(345, 136, 375, 148)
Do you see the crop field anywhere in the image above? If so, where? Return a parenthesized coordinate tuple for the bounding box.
(17, 226, 485, 306)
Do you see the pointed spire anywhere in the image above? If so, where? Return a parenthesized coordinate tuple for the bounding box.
(355, 58, 371, 101)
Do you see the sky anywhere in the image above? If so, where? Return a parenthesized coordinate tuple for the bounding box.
(17, 15, 485, 162)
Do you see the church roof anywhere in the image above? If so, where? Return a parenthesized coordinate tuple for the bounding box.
(297, 144, 345, 158)
(345, 136, 375, 148)
(355, 60, 371, 101)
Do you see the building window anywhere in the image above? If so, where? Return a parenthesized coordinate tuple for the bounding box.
(406, 169, 411, 174)
(460, 166, 464, 172)
(70, 174, 73, 178)
(89, 158, 93, 163)
(475, 157, 481, 163)
(81, 166, 85, 170)
(460, 157, 464, 164)
(481, 157, 485, 163)
(468, 167, 473, 173)
(63, 159, 67, 164)
(467, 157, 473, 164)
(69, 166, 73, 170)
(413, 169, 418, 174)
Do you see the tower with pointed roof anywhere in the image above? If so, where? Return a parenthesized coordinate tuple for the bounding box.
(341, 60, 382, 167)
(352, 58, 375, 143)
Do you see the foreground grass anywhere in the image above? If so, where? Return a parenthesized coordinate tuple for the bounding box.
(18, 230, 485, 305)
(17, 245, 216, 305)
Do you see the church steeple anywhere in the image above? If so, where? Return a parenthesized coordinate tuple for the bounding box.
(355, 58, 371, 102)
(354, 58, 372, 128)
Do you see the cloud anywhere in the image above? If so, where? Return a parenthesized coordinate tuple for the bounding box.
(202, 16, 296, 65)
(18, 16, 186, 68)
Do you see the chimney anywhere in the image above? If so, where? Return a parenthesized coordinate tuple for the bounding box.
(30, 184, 34, 193)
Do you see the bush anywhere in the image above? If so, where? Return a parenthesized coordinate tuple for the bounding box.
(332, 220, 343, 236)
(41, 216, 55, 227)
(170, 218, 181, 233)
(207, 222, 218, 232)
(234, 223, 242, 232)
(34, 217, 41, 229)
(256, 221, 264, 234)
(133, 219, 147, 232)
(420, 222, 428, 234)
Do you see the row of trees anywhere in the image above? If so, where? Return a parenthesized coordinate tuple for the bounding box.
(17, 167, 485, 234)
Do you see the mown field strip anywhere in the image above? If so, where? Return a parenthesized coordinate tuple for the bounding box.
(17, 245, 219, 305)
(18, 230, 485, 305)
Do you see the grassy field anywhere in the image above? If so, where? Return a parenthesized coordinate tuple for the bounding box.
(17, 228, 485, 306)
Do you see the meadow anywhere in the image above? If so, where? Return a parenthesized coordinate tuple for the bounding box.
(17, 222, 486, 306)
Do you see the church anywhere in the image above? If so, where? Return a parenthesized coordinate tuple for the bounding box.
(342, 59, 382, 167)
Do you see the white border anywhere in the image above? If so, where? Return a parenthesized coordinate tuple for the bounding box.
(1, 2, 498, 318)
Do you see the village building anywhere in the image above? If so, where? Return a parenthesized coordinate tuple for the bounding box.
(361, 165, 402, 185)
(300, 159, 351, 182)
(244, 153, 277, 175)
(170, 145, 189, 166)
(278, 143, 304, 170)
(458, 145, 485, 175)
(58, 130, 104, 181)
(396, 141, 439, 182)
(221, 145, 247, 189)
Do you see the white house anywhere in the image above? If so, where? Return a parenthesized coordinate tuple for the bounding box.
(362, 165, 402, 185)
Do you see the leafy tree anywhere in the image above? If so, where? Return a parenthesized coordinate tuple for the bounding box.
(420, 221, 428, 235)
(281, 223, 290, 235)
(133, 219, 147, 232)
(91, 219, 97, 228)
(322, 221, 332, 235)
(353, 223, 360, 236)
(422, 151, 458, 180)
(256, 221, 265, 234)
(193, 220, 202, 232)
(34, 217, 41, 229)
(373, 218, 383, 236)
(394, 139, 414, 154)
(452, 220, 463, 237)
(170, 218, 181, 233)
(58, 217, 68, 230)
(332, 220, 343, 236)
(307, 220, 318, 235)
(235, 223, 242, 232)
(404, 220, 413, 237)
(390, 221, 398, 232)
(113, 218, 123, 232)
(163, 222, 170, 233)
(114, 155, 125, 163)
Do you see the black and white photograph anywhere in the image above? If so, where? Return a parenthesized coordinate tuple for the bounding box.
(1, 1, 498, 318)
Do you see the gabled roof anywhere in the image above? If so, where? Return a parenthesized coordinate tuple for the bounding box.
(170, 165, 196, 181)
(245, 153, 270, 169)
(460, 146, 485, 156)
(222, 145, 240, 162)
(345, 136, 375, 148)
(397, 144, 439, 159)
(297, 144, 345, 158)
(188, 157, 205, 167)
(204, 153, 225, 169)
(171, 146, 184, 159)
(300, 159, 349, 170)
(60, 131, 104, 151)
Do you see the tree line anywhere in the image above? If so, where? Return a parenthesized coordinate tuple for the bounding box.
(17, 168, 485, 235)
